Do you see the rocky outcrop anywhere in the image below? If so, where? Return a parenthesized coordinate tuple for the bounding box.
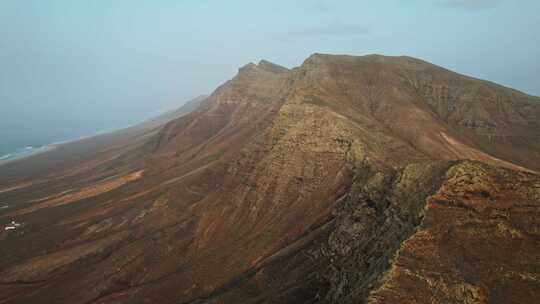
(180, 161, 540, 304)
(186, 161, 453, 304)
(369, 161, 540, 304)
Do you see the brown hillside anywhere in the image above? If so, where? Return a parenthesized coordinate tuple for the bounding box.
(0, 54, 538, 304)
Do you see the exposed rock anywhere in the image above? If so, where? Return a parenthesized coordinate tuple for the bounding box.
(369, 162, 540, 304)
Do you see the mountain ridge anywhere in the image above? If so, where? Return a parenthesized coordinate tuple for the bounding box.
(0, 53, 538, 304)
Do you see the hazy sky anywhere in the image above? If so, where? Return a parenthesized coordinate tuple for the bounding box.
(1, 0, 539, 152)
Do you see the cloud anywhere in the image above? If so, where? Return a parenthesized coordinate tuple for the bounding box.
(438, 0, 502, 11)
(286, 23, 370, 39)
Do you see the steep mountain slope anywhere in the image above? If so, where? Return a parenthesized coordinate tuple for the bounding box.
(369, 161, 540, 304)
(0, 54, 538, 304)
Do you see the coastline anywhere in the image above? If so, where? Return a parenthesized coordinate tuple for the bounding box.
(0, 145, 58, 166)
(0, 128, 125, 167)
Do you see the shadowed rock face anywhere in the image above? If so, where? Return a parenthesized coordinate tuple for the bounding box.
(189, 161, 540, 304)
(0, 54, 539, 304)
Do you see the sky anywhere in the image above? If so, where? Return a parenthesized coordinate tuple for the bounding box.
(1, 0, 539, 154)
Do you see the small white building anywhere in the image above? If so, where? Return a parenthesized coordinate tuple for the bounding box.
(4, 220, 21, 231)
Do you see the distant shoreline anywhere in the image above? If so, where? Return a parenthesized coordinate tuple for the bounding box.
(0, 105, 191, 169)
(0, 145, 58, 166)
(0, 125, 134, 167)
(0, 135, 106, 166)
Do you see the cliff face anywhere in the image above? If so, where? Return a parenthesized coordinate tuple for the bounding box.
(369, 161, 540, 304)
(0, 54, 539, 304)
(185, 161, 540, 304)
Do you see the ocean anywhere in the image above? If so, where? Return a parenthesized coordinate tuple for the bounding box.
(0, 122, 139, 165)
(0, 145, 55, 163)
(0, 129, 116, 164)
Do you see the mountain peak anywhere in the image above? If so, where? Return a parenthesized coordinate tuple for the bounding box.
(237, 60, 290, 76)
(238, 62, 258, 73)
(304, 52, 424, 65)
(257, 59, 290, 74)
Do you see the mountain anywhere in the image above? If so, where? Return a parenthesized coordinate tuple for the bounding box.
(0, 54, 539, 304)
(133, 95, 209, 131)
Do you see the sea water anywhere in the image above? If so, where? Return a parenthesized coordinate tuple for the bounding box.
(0, 145, 53, 163)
